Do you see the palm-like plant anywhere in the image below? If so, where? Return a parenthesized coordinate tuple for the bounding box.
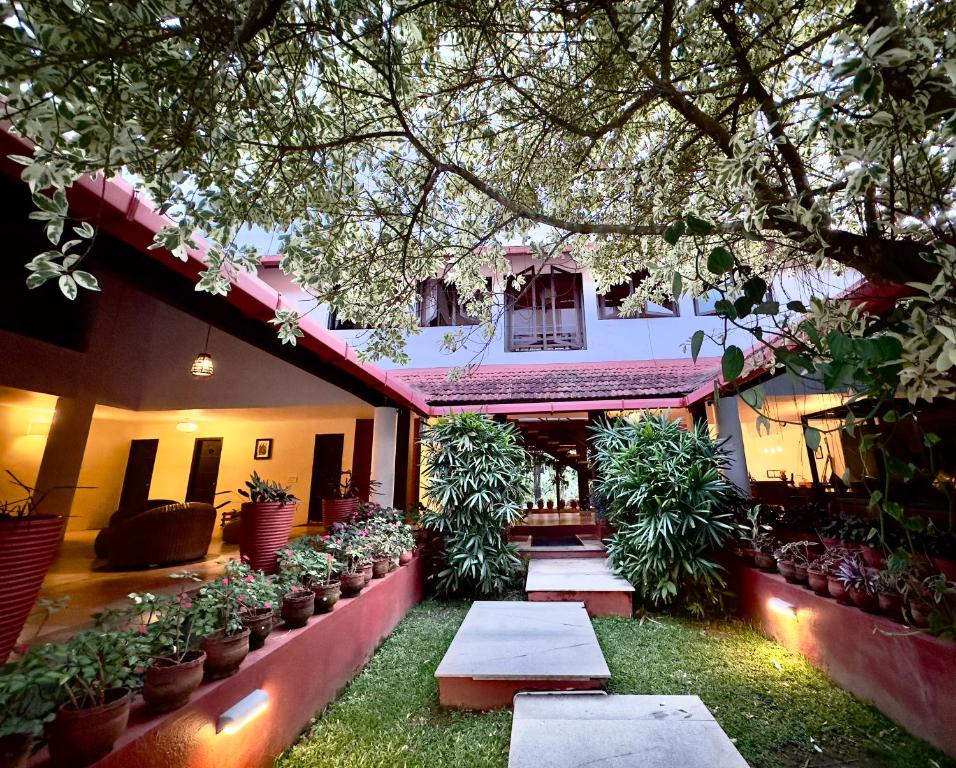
(590, 413, 739, 614)
(420, 413, 530, 596)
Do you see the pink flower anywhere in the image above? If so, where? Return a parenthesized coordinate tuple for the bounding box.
(264, 601, 272, 609)
(237, 595, 244, 603)
(326, 553, 333, 561)
(222, 577, 230, 585)
(241, 555, 250, 563)
(245, 574, 255, 583)
(134, 666, 145, 675)
(137, 626, 148, 635)
(182, 602, 193, 610)
(13, 642, 29, 656)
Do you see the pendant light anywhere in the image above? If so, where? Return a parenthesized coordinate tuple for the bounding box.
(190, 325, 215, 377)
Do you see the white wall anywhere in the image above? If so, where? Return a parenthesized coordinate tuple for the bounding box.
(258, 258, 860, 369)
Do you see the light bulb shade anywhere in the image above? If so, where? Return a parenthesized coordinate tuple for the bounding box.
(190, 353, 215, 377)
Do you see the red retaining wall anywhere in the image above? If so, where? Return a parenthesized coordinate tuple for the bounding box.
(736, 566, 956, 759)
(32, 556, 425, 768)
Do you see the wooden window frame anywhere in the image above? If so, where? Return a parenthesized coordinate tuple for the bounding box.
(597, 272, 679, 319)
(505, 266, 586, 352)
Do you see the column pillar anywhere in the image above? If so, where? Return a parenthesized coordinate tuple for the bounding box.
(370, 406, 398, 505)
(714, 395, 751, 496)
(33, 396, 96, 523)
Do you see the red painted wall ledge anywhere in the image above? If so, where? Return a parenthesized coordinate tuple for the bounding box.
(30, 556, 425, 768)
(736, 565, 956, 759)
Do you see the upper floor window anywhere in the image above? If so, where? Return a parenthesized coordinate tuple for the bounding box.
(418, 279, 478, 327)
(505, 266, 585, 352)
(598, 271, 679, 319)
(693, 289, 720, 316)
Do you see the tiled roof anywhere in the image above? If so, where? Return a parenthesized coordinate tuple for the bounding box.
(392, 359, 722, 406)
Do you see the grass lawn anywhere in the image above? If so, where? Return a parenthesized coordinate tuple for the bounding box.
(277, 600, 955, 768)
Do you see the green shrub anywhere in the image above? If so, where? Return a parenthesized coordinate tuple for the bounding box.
(591, 412, 739, 613)
(420, 413, 530, 596)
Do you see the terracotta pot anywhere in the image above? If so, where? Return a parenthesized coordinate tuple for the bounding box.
(933, 557, 956, 581)
(525, 501, 533, 510)
(143, 651, 206, 713)
(807, 569, 830, 595)
(0, 515, 66, 664)
(239, 502, 297, 574)
(827, 577, 852, 605)
(47, 687, 130, 767)
(878, 591, 903, 621)
(546, 501, 554, 509)
(201, 628, 250, 679)
(776, 559, 798, 583)
(389, 556, 399, 572)
(372, 558, 390, 579)
(241, 607, 274, 650)
(908, 599, 932, 628)
(399, 550, 413, 565)
(322, 497, 360, 527)
(753, 552, 777, 572)
(361, 562, 373, 586)
(848, 586, 879, 613)
(341, 571, 365, 597)
(0, 733, 32, 768)
(793, 563, 809, 584)
(281, 592, 314, 628)
(311, 581, 341, 614)
(861, 545, 885, 569)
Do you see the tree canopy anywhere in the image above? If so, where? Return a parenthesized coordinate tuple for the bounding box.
(1, 0, 954, 394)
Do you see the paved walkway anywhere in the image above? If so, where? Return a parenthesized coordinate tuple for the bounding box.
(526, 558, 634, 617)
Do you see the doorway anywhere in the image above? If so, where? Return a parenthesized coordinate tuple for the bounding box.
(186, 437, 223, 505)
(118, 439, 158, 513)
(308, 434, 345, 522)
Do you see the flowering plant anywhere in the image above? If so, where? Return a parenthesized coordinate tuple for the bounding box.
(323, 525, 369, 574)
(276, 545, 339, 588)
(190, 574, 245, 636)
(224, 559, 280, 613)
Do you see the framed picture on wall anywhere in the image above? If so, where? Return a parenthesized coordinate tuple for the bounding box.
(254, 438, 273, 460)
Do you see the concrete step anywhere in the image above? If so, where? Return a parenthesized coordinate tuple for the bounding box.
(435, 601, 610, 710)
(514, 535, 607, 560)
(508, 693, 750, 768)
(525, 558, 634, 617)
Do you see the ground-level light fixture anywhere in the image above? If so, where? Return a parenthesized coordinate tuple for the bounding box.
(217, 689, 269, 734)
(767, 597, 798, 617)
(191, 325, 215, 377)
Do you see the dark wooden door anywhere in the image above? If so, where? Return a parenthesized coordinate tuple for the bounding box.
(308, 434, 345, 522)
(351, 419, 374, 501)
(186, 438, 223, 504)
(118, 439, 158, 512)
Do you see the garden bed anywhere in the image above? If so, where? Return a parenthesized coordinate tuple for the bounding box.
(277, 599, 954, 768)
(29, 556, 424, 768)
(735, 564, 956, 760)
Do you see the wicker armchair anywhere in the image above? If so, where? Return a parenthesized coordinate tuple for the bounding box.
(94, 501, 216, 569)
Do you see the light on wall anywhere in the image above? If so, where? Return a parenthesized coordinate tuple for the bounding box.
(176, 421, 198, 433)
(767, 597, 798, 617)
(190, 326, 215, 378)
(26, 418, 51, 436)
(217, 689, 269, 734)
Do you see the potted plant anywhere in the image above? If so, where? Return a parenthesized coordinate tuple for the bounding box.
(280, 585, 314, 628)
(806, 555, 831, 596)
(835, 559, 878, 613)
(397, 521, 416, 565)
(41, 630, 142, 767)
(238, 472, 299, 573)
(226, 559, 279, 650)
(107, 582, 206, 713)
(322, 470, 361, 527)
(191, 576, 251, 680)
(773, 541, 815, 584)
(820, 548, 858, 604)
(751, 532, 778, 572)
(737, 505, 773, 564)
(0, 471, 71, 665)
(277, 545, 341, 615)
(325, 525, 369, 596)
(874, 569, 904, 620)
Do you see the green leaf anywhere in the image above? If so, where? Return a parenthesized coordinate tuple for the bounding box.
(72, 271, 101, 291)
(721, 346, 744, 381)
(804, 427, 821, 452)
(685, 214, 713, 235)
(58, 275, 78, 300)
(690, 330, 705, 363)
(707, 247, 733, 275)
(787, 300, 807, 313)
(663, 221, 685, 246)
(672, 271, 683, 299)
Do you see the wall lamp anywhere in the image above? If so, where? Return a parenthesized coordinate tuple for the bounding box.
(767, 597, 798, 617)
(217, 689, 269, 734)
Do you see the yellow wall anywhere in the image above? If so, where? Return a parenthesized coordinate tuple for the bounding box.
(70, 404, 371, 531)
(0, 387, 56, 500)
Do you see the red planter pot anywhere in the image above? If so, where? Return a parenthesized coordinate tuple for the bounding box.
(807, 569, 829, 596)
(361, 562, 373, 586)
(0, 733, 31, 768)
(827, 577, 852, 605)
(793, 563, 809, 584)
(47, 687, 131, 768)
(399, 550, 413, 565)
(878, 591, 903, 621)
(311, 581, 341, 614)
(240, 502, 296, 574)
(372, 558, 390, 579)
(341, 572, 365, 597)
(0, 515, 65, 664)
(753, 552, 777, 572)
(933, 557, 956, 581)
(322, 497, 360, 527)
(201, 629, 251, 679)
(861, 545, 886, 569)
(143, 651, 206, 713)
(776, 559, 798, 583)
(848, 586, 879, 613)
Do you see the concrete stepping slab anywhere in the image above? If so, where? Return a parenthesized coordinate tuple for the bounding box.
(515, 535, 607, 560)
(435, 601, 610, 709)
(509, 692, 750, 768)
(526, 558, 634, 617)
